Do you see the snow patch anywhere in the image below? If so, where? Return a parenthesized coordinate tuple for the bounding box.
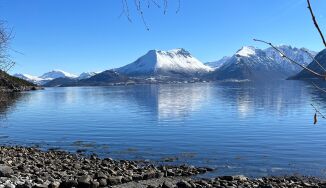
(78, 72, 100, 80)
(40, 70, 77, 79)
(236, 46, 256, 57)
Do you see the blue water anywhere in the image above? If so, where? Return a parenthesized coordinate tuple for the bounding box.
(1, 80, 326, 178)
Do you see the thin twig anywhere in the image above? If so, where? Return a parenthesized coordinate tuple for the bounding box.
(311, 81, 326, 93)
(163, 0, 168, 14)
(254, 39, 325, 78)
(134, 0, 150, 31)
(307, 0, 326, 47)
(311, 103, 326, 119)
(150, 0, 161, 8)
(176, 0, 181, 14)
(122, 0, 132, 22)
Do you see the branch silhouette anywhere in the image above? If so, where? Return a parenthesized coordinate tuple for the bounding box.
(307, 0, 326, 47)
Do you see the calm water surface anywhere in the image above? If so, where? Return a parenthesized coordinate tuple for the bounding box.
(1, 81, 326, 178)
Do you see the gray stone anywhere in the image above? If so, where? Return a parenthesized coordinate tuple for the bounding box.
(220, 176, 234, 181)
(162, 181, 175, 188)
(96, 172, 107, 179)
(60, 179, 78, 188)
(107, 176, 122, 185)
(122, 176, 132, 183)
(32, 184, 48, 188)
(132, 174, 143, 181)
(78, 175, 92, 188)
(176, 180, 192, 188)
(143, 172, 156, 180)
(99, 178, 107, 187)
(147, 186, 156, 188)
(90, 180, 99, 188)
(78, 175, 92, 184)
(48, 181, 60, 188)
(0, 165, 13, 177)
(4, 183, 15, 188)
(232, 175, 248, 181)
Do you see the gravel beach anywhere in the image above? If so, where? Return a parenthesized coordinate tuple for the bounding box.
(0, 146, 325, 188)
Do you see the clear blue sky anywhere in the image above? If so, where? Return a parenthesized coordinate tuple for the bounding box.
(1, 0, 326, 75)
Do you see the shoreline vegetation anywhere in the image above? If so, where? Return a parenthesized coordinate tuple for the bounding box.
(0, 146, 325, 188)
(0, 71, 42, 92)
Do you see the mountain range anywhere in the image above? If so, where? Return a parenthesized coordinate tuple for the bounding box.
(206, 45, 317, 80)
(14, 70, 99, 85)
(13, 45, 320, 86)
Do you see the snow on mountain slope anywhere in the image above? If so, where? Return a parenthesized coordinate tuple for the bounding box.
(116, 48, 213, 77)
(78, 72, 99, 80)
(236, 46, 256, 57)
(265, 45, 317, 74)
(207, 45, 316, 81)
(40, 70, 77, 79)
(205, 56, 231, 69)
(14, 74, 42, 82)
(13, 73, 50, 85)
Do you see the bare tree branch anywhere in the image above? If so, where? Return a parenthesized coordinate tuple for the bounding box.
(121, 0, 132, 22)
(134, 0, 149, 31)
(307, 0, 326, 47)
(254, 39, 325, 78)
(0, 21, 15, 73)
(120, 0, 181, 30)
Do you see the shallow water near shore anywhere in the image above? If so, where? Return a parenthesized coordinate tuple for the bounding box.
(1, 80, 326, 178)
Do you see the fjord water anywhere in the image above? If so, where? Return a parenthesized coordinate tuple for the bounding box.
(1, 81, 326, 178)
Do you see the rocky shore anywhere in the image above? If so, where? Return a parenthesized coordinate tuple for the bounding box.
(0, 86, 42, 92)
(0, 146, 325, 188)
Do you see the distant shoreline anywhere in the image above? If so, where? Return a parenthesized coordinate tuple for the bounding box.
(0, 86, 43, 92)
(0, 145, 324, 187)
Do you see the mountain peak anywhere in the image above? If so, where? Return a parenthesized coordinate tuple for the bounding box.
(117, 48, 212, 76)
(147, 48, 192, 58)
(78, 72, 99, 80)
(236, 46, 257, 57)
(169, 48, 190, 54)
(276, 44, 293, 49)
(40, 70, 77, 79)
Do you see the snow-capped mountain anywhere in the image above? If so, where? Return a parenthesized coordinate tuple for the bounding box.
(40, 70, 77, 80)
(207, 46, 316, 81)
(13, 73, 52, 85)
(116, 48, 213, 77)
(264, 45, 317, 74)
(14, 70, 78, 85)
(78, 72, 99, 80)
(13, 74, 44, 84)
(44, 70, 130, 87)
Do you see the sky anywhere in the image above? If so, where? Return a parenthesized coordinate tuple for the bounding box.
(0, 0, 326, 76)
